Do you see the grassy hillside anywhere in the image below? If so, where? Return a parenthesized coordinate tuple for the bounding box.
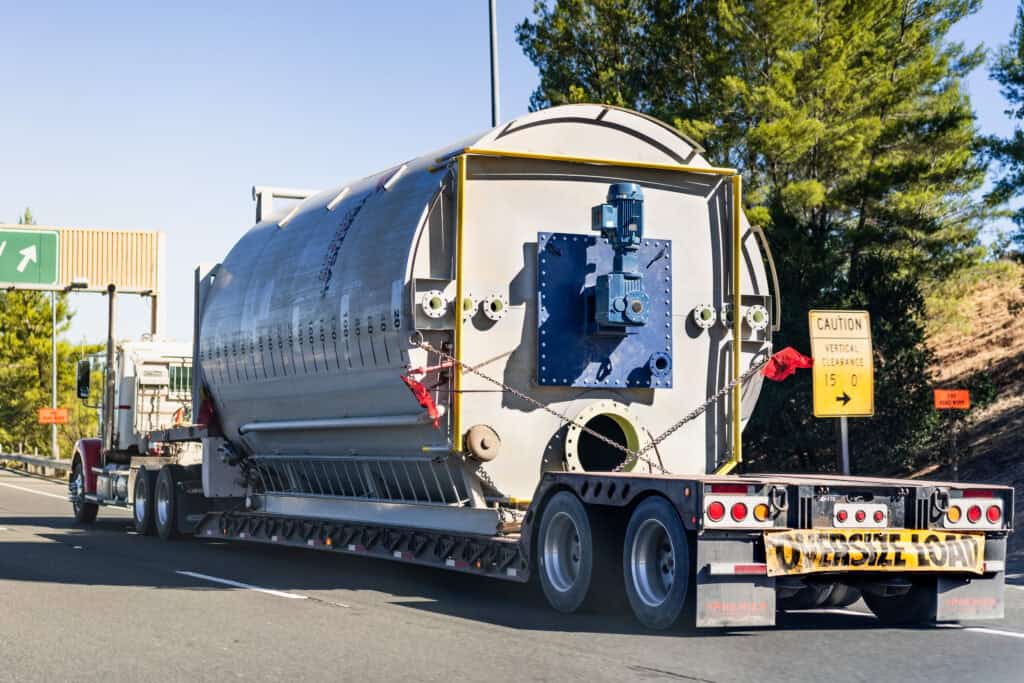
(921, 259, 1024, 559)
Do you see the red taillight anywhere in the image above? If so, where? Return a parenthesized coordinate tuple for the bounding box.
(711, 484, 749, 495)
(731, 502, 749, 521)
(836, 509, 848, 522)
(986, 505, 1001, 523)
(873, 510, 885, 523)
(967, 505, 982, 523)
(855, 510, 866, 523)
(707, 501, 726, 522)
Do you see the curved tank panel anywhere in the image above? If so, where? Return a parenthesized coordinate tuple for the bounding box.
(198, 105, 774, 502)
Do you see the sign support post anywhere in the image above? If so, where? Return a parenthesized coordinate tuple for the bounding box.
(51, 291, 58, 460)
(839, 416, 850, 475)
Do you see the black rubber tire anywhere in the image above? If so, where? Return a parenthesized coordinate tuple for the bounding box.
(862, 582, 935, 625)
(133, 468, 157, 536)
(536, 490, 611, 614)
(70, 459, 98, 524)
(622, 496, 691, 630)
(820, 583, 861, 608)
(155, 465, 182, 541)
(778, 583, 834, 611)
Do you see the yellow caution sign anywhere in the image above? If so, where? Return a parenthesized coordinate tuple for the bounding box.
(808, 309, 874, 417)
(764, 529, 985, 577)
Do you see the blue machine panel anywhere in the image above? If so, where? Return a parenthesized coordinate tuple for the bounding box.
(537, 232, 673, 388)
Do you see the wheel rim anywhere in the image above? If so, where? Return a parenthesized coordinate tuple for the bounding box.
(70, 465, 83, 515)
(156, 479, 170, 528)
(543, 511, 582, 593)
(631, 518, 675, 608)
(134, 478, 147, 523)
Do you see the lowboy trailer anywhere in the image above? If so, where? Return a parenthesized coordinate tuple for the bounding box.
(69, 105, 1012, 629)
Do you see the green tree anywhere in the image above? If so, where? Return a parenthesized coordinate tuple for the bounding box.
(987, 1, 1024, 247)
(518, 0, 988, 474)
(0, 209, 100, 457)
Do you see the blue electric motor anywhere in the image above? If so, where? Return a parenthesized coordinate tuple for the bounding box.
(591, 183, 651, 332)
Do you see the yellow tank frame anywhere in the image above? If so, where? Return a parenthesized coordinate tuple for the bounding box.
(452, 148, 744, 475)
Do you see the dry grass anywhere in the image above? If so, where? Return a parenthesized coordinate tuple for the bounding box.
(924, 260, 1024, 559)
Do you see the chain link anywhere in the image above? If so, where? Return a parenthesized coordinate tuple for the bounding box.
(411, 338, 769, 476)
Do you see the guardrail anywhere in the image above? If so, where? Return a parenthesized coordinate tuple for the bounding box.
(0, 452, 72, 474)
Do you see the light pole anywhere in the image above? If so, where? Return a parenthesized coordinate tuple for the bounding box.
(489, 0, 500, 127)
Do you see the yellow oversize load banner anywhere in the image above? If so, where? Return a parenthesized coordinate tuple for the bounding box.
(764, 529, 984, 577)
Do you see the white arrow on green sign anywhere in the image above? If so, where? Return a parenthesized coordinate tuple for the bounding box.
(0, 228, 59, 286)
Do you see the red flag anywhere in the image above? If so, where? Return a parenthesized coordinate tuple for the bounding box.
(400, 375, 440, 428)
(762, 347, 813, 382)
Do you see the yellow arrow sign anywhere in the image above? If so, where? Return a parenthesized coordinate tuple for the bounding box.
(809, 309, 874, 418)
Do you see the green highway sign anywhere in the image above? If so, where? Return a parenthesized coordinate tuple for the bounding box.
(0, 228, 59, 286)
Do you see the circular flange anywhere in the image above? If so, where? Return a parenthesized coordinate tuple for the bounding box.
(719, 303, 735, 328)
(564, 400, 650, 473)
(692, 304, 717, 330)
(482, 293, 509, 322)
(745, 304, 769, 332)
(461, 292, 478, 322)
(420, 290, 448, 319)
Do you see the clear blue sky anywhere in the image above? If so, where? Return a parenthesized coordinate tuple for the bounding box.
(0, 0, 1017, 344)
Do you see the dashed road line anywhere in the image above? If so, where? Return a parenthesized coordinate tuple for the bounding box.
(175, 570, 309, 600)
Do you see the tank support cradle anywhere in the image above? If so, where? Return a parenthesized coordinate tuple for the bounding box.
(194, 511, 530, 581)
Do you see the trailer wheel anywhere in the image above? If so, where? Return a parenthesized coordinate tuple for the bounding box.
(537, 491, 605, 613)
(622, 496, 690, 630)
(155, 465, 183, 541)
(133, 468, 157, 536)
(70, 458, 98, 524)
(820, 583, 861, 608)
(862, 582, 935, 625)
(778, 583, 834, 611)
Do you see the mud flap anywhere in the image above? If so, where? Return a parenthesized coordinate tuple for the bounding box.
(176, 478, 208, 535)
(696, 535, 775, 627)
(936, 536, 1006, 621)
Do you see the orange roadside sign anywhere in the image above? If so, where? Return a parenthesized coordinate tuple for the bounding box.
(38, 407, 69, 424)
(934, 389, 970, 410)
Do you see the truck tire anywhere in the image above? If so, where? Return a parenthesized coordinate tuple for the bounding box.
(536, 490, 611, 614)
(820, 583, 861, 608)
(862, 582, 935, 625)
(622, 496, 691, 630)
(155, 465, 184, 541)
(70, 459, 98, 524)
(778, 583, 834, 611)
(133, 468, 157, 536)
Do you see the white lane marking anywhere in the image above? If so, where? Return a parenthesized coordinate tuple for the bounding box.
(1006, 584, 1024, 592)
(964, 627, 1024, 640)
(808, 608, 868, 617)
(0, 481, 70, 501)
(175, 571, 308, 600)
(0, 480, 130, 514)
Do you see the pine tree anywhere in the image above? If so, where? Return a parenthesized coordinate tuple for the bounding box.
(0, 210, 99, 456)
(518, 0, 988, 473)
(987, 1, 1024, 247)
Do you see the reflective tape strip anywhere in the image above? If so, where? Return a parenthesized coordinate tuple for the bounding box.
(708, 562, 768, 576)
(984, 560, 1006, 573)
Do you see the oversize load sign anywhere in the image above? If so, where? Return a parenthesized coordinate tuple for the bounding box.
(764, 529, 984, 577)
(808, 309, 874, 417)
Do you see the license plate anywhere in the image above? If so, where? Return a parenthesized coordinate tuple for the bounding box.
(764, 529, 984, 577)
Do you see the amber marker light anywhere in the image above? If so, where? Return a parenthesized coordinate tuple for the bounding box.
(947, 505, 962, 523)
(753, 503, 771, 522)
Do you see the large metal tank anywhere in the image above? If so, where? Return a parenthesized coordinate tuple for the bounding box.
(198, 104, 774, 504)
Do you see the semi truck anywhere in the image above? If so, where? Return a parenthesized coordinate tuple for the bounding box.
(69, 104, 1013, 629)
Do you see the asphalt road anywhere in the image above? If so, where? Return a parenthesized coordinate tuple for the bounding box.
(2, 469, 1023, 683)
